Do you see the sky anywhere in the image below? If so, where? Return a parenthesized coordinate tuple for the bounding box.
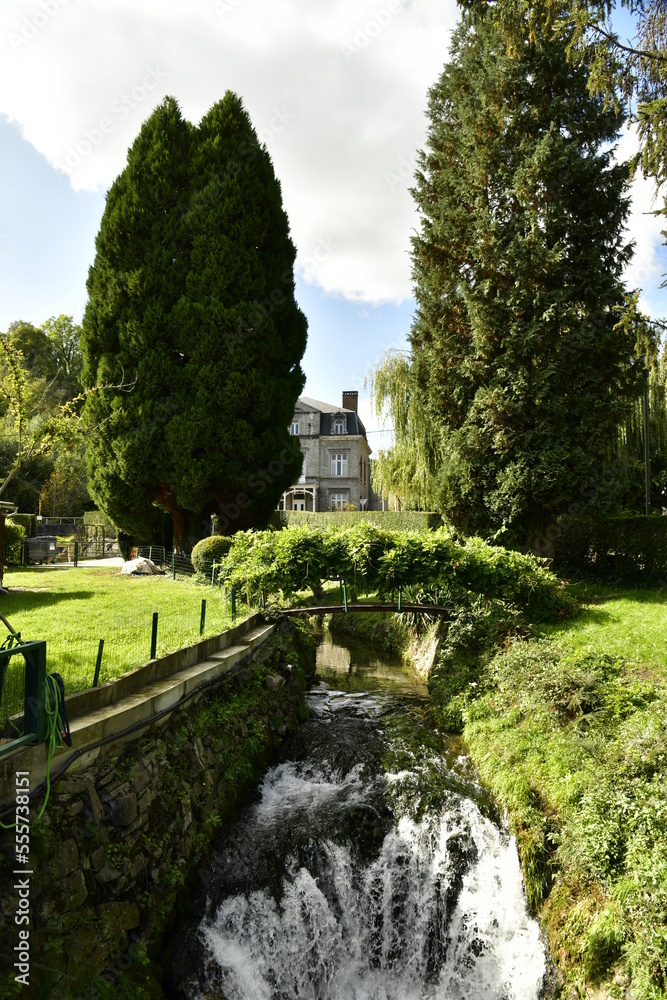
(0, 0, 666, 455)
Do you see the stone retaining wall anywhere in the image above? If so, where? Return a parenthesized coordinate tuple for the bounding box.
(0, 618, 315, 999)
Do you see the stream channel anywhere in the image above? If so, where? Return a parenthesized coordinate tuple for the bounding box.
(171, 630, 548, 999)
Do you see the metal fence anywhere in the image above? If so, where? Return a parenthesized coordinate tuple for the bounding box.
(40, 588, 248, 692)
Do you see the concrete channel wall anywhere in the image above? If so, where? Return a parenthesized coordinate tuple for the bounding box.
(0, 614, 314, 998)
(0, 612, 271, 809)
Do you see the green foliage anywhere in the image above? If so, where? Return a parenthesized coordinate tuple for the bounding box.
(3, 520, 25, 564)
(224, 523, 576, 619)
(366, 351, 441, 508)
(191, 534, 233, 576)
(405, 10, 637, 550)
(452, 610, 667, 997)
(270, 509, 443, 531)
(555, 515, 667, 582)
(83, 509, 117, 529)
(429, 597, 524, 731)
(6, 513, 35, 537)
(0, 322, 87, 513)
(462, 1, 667, 256)
(81, 94, 307, 549)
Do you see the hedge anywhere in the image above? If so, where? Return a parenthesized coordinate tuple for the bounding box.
(269, 510, 443, 532)
(555, 515, 667, 582)
(191, 535, 233, 577)
(4, 520, 26, 565)
(6, 514, 35, 537)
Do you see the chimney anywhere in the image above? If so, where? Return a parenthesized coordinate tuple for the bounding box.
(342, 390, 358, 413)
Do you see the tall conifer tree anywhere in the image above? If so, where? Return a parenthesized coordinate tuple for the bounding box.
(409, 10, 638, 551)
(82, 94, 307, 547)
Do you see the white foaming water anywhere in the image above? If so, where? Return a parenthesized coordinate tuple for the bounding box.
(198, 763, 546, 1000)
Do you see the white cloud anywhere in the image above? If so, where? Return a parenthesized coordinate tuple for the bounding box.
(0, 0, 457, 305)
(615, 128, 667, 317)
(1, 1, 664, 313)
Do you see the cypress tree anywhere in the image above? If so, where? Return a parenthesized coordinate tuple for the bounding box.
(82, 94, 307, 547)
(409, 10, 638, 552)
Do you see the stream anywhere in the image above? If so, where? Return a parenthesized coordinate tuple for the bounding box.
(171, 632, 547, 999)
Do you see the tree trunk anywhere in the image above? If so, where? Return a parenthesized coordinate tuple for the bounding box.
(528, 511, 558, 561)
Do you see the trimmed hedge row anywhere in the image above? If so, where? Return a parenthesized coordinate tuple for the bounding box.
(555, 515, 667, 582)
(269, 510, 443, 532)
(224, 523, 576, 621)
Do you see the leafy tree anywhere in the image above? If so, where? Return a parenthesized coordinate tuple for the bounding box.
(42, 315, 83, 396)
(39, 441, 93, 518)
(7, 321, 57, 385)
(81, 94, 307, 549)
(0, 315, 86, 508)
(367, 351, 441, 510)
(461, 0, 667, 242)
(404, 10, 638, 553)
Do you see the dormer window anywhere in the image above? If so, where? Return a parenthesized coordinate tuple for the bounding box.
(333, 416, 346, 435)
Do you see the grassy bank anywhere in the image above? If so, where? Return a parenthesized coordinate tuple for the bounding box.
(0, 566, 246, 693)
(431, 584, 667, 998)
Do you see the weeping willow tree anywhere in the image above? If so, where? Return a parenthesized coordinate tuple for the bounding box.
(366, 351, 442, 510)
(612, 307, 667, 512)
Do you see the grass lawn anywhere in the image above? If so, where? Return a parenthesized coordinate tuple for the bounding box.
(0, 565, 247, 694)
(541, 582, 667, 671)
(451, 582, 667, 998)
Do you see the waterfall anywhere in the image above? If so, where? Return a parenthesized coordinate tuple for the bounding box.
(173, 666, 547, 1000)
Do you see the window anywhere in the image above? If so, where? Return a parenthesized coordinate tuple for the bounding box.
(359, 457, 363, 481)
(290, 421, 299, 435)
(330, 492, 349, 511)
(331, 453, 347, 476)
(332, 416, 345, 435)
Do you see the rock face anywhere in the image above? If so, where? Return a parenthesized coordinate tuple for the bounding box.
(0, 620, 315, 998)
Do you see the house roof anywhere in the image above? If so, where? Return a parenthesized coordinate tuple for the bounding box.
(296, 396, 368, 441)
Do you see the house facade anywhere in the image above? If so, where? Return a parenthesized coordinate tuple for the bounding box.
(279, 392, 375, 511)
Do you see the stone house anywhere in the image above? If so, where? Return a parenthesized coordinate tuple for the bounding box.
(279, 392, 375, 511)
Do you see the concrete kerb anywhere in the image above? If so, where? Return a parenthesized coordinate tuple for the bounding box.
(0, 612, 274, 808)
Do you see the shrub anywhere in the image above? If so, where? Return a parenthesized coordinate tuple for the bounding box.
(4, 520, 26, 565)
(7, 513, 36, 537)
(191, 535, 233, 577)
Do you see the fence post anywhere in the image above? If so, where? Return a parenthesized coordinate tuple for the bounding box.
(398, 587, 402, 612)
(339, 577, 343, 603)
(231, 586, 236, 622)
(172, 551, 176, 580)
(200, 599, 206, 635)
(73, 540, 78, 568)
(149, 546, 152, 562)
(150, 612, 158, 660)
(211, 561, 216, 587)
(343, 580, 348, 613)
(93, 639, 104, 688)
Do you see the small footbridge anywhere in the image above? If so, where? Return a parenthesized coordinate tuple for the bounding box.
(278, 602, 452, 618)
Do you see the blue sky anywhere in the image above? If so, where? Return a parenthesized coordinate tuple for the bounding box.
(0, 0, 665, 455)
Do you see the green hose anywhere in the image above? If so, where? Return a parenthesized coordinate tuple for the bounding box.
(0, 673, 66, 830)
